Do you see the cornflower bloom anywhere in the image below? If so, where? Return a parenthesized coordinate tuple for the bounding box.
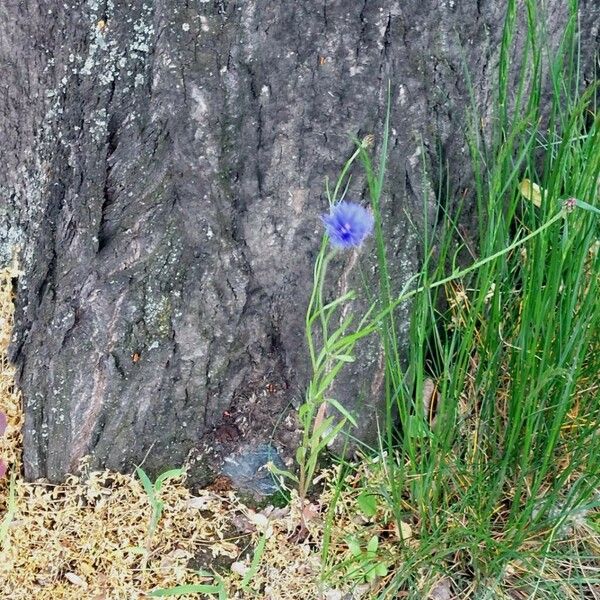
(322, 201, 374, 248)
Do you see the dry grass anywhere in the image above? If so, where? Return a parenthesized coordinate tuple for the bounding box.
(0, 263, 23, 478)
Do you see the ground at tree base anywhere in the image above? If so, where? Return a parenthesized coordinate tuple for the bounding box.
(0, 265, 416, 599)
(1, 263, 599, 599)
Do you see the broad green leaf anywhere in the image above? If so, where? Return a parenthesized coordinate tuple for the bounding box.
(357, 492, 378, 518)
(366, 535, 379, 554)
(346, 536, 361, 557)
(295, 446, 306, 464)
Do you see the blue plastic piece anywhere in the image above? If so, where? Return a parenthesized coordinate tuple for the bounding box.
(221, 443, 286, 496)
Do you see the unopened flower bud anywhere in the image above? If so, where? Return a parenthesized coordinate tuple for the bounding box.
(361, 134, 375, 149)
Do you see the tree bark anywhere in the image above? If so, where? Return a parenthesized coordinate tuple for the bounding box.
(0, 0, 597, 488)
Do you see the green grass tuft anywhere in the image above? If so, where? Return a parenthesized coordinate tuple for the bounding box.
(318, 1, 599, 597)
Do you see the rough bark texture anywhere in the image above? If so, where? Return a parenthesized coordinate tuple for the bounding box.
(0, 1, 598, 486)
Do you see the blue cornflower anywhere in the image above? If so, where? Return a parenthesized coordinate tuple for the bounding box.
(322, 201, 374, 248)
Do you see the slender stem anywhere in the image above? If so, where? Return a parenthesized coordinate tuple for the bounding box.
(332, 145, 364, 203)
(371, 209, 566, 327)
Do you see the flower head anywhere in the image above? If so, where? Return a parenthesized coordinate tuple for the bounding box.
(322, 201, 374, 249)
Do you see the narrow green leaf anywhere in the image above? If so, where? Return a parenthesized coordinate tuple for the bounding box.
(267, 461, 299, 484)
(314, 420, 347, 454)
(135, 467, 155, 500)
(154, 468, 185, 491)
(149, 583, 224, 596)
(124, 546, 148, 556)
(574, 198, 600, 215)
(325, 398, 358, 427)
(241, 533, 267, 589)
(333, 354, 355, 363)
(310, 415, 334, 442)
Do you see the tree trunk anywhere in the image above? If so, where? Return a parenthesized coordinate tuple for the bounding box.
(0, 0, 597, 489)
